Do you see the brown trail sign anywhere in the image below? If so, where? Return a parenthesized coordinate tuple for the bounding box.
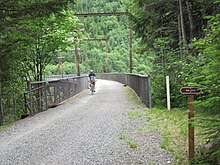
(180, 86, 201, 161)
(180, 87, 201, 95)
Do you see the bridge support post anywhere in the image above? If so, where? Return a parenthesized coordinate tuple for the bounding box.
(44, 82, 48, 110)
(28, 80, 33, 115)
(147, 74, 152, 108)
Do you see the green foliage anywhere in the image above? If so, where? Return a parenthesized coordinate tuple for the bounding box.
(191, 13, 220, 114)
(124, 0, 220, 163)
(123, 0, 220, 108)
(190, 13, 220, 163)
(0, 0, 74, 72)
(45, 62, 76, 75)
(0, 0, 79, 123)
(45, 65, 58, 75)
(20, 10, 81, 81)
(127, 140, 138, 149)
(191, 120, 220, 164)
(63, 62, 76, 74)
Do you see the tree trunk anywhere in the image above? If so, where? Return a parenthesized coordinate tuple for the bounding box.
(179, 0, 187, 45)
(178, 14, 182, 43)
(186, 0, 194, 43)
(0, 80, 3, 125)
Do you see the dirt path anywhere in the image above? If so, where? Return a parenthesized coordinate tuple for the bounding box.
(0, 80, 173, 165)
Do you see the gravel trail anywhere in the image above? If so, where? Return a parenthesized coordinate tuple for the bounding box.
(0, 80, 173, 165)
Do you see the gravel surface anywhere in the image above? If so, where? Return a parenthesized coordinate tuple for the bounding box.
(0, 80, 173, 165)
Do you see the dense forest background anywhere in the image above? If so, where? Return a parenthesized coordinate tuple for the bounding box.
(45, 0, 152, 75)
(0, 0, 219, 164)
(125, 1, 220, 163)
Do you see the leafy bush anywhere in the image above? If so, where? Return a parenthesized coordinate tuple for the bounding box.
(189, 13, 220, 164)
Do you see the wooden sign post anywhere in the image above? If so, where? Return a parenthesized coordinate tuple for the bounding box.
(188, 94, 195, 160)
(180, 87, 201, 160)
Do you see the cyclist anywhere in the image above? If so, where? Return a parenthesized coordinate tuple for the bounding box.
(88, 70, 96, 91)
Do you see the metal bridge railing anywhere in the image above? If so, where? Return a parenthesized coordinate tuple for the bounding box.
(0, 76, 88, 125)
(0, 93, 24, 125)
(97, 73, 152, 108)
(25, 76, 88, 116)
(0, 73, 151, 125)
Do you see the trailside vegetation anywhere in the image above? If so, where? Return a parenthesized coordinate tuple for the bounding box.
(0, 0, 77, 83)
(0, 0, 80, 122)
(124, 0, 220, 164)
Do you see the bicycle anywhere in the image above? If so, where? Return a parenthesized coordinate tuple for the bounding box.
(89, 81, 95, 95)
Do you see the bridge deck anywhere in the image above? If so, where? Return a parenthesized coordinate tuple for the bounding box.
(0, 80, 172, 164)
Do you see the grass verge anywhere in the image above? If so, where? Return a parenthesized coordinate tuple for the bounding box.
(144, 108, 189, 164)
(125, 86, 207, 164)
(0, 123, 13, 133)
(143, 107, 207, 165)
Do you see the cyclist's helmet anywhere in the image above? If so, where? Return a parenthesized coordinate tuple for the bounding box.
(90, 70, 94, 73)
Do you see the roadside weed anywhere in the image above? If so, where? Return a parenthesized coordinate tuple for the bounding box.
(118, 135, 126, 140)
(128, 111, 141, 119)
(119, 134, 138, 149)
(127, 140, 138, 149)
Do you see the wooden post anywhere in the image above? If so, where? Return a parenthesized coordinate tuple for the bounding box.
(188, 94, 195, 160)
(166, 76, 171, 110)
(180, 86, 201, 161)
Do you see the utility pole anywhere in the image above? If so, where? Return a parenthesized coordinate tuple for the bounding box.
(81, 50, 85, 74)
(74, 12, 132, 73)
(68, 31, 81, 76)
(129, 20, 133, 73)
(74, 44, 80, 76)
(57, 52, 64, 78)
(104, 40, 108, 73)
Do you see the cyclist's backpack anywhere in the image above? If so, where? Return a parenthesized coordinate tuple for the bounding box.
(90, 76, 95, 82)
